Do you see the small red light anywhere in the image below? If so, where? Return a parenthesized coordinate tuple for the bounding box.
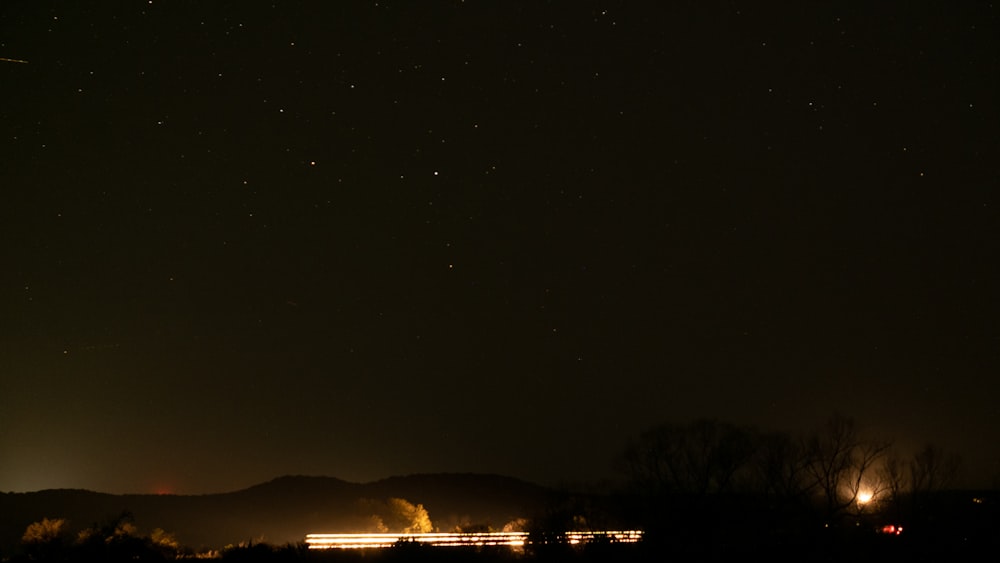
(879, 525, 903, 535)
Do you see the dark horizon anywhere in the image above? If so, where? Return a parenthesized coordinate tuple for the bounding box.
(2, 3, 998, 496)
(5, 468, 999, 560)
(3, 411, 995, 496)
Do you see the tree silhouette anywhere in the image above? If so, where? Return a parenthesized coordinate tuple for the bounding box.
(802, 413, 891, 520)
(386, 497, 433, 534)
(150, 527, 181, 556)
(73, 511, 179, 561)
(22, 517, 67, 545)
(21, 517, 69, 560)
(356, 497, 433, 534)
(909, 443, 961, 495)
(623, 419, 758, 497)
(877, 442, 962, 525)
(751, 430, 809, 503)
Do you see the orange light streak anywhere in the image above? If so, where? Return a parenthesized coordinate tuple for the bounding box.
(305, 530, 643, 549)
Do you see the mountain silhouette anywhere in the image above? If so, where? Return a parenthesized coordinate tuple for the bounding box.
(0, 474, 553, 551)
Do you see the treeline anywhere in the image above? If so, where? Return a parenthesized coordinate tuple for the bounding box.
(15, 511, 179, 562)
(8, 497, 433, 562)
(537, 413, 996, 561)
(6, 414, 998, 562)
(620, 414, 961, 522)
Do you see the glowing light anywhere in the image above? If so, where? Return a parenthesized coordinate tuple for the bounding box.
(879, 524, 903, 535)
(304, 530, 643, 550)
(857, 491, 873, 504)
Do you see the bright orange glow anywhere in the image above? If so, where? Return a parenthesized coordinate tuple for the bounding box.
(857, 491, 873, 504)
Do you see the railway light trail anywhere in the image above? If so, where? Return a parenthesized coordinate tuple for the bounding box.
(305, 530, 644, 549)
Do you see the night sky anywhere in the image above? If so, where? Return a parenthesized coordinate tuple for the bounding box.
(2, 2, 998, 495)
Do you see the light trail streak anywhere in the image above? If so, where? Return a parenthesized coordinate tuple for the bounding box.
(304, 530, 643, 549)
(1, 57, 29, 64)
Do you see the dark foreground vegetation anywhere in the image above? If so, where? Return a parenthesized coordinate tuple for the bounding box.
(7, 487, 997, 562)
(5, 518, 999, 563)
(5, 415, 999, 561)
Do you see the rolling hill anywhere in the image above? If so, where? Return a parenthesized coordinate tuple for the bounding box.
(0, 474, 554, 552)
